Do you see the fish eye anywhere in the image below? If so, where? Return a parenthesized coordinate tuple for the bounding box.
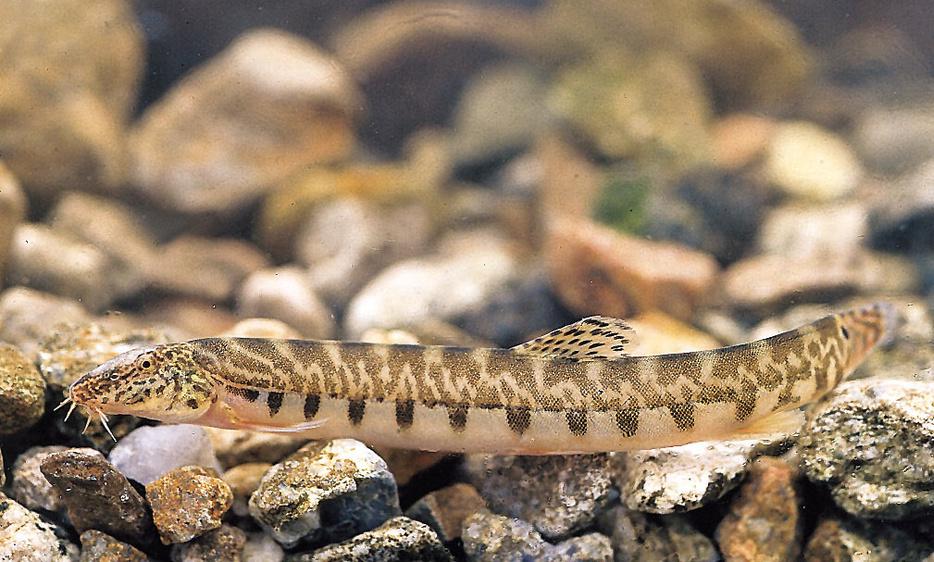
(840, 326, 850, 340)
(139, 357, 154, 370)
(108, 374, 120, 381)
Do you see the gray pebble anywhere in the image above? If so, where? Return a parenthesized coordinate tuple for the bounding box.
(249, 439, 401, 548)
(462, 510, 613, 562)
(467, 453, 615, 540)
(799, 379, 934, 520)
(294, 516, 453, 562)
(109, 424, 223, 485)
(9, 446, 68, 511)
(597, 506, 718, 562)
(0, 493, 79, 562)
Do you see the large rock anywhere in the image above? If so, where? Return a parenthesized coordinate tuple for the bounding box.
(715, 457, 803, 562)
(130, 28, 360, 216)
(296, 517, 453, 562)
(764, 121, 863, 202)
(467, 454, 615, 541)
(248, 439, 401, 547)
(545, 217, 719, 321)
(39, 448, 154, 544)
(0, 343, 45, 434)
(0, 162, 26, 283)
(343, 230, 519, 338)
(804, 514, 933, 562)
(0, 0, 143, 200)
(613, 437, 793, 514)
(148, 236, 269, 302)
(108, 424, 223, 485)
(799, 379, 934, 520)
(9, 445, 68, 512)
(0, 287, 88, 358)
(0, 494, 79, 562)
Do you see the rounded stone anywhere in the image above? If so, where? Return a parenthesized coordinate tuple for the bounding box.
(0, 343, 46, 435)
(146, 465, 233, 545)
(764, 121, 863, 201)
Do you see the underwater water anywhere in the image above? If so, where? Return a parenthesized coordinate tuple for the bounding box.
(0, 1, 932, 560)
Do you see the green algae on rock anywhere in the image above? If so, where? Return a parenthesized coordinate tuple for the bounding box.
(0, 343, 45, 435)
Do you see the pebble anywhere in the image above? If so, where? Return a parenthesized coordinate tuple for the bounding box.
(222, 317, 302, 339)
(170, 524, 246, 562)
(871, 158, 934, 252)
(0, 493, 79, 562)
(804, 514, 934, 562)
(597, 506, 717, 562)
(798, 379, 934, 520)
(854, 105, 934, 174)
(78, 530, 148, 562)
(243, 532, 285, 562)
(6, 224, 118, 311)
(626, 311, 721, 355)
(549, 51, 710, 170)
(140, 297, 239, 338)
(467, 454, 615, 540)
(223, 462, 272, 517)
(370, 447, 449, 487)
(108, 424, 224, 485)
(461, 510, 613, 562)
(545, 217, 719, 321)
(613, 437, 793, 514)
(37, 321, 171, 391)
(48, 192, 157, 299)
(0, 287, 89, 358)
(39, 448, 154, 544)
(147, 465, 233, 544)
(296, 198, 432, 309)
(296, 516, 453, 562)
(448, 63, 548, 166)
(130, 29, 360, 216)
(405, 483, 487, 544)
(758, 202, 869, 260)
(248, 439, 401, 547)
(764, 121, 863, 201)
(0, 343, 46, 434)
(236, 266, 336, 339)
(715, 457, 803, 562)
(149, 236, 269, 303)
(0, 161, 26, 282)
(710, 113, 776, 170)
(0, 0, 142, 200)
(343, 230, 519, 338)
(9, 446, 68, 511)
(205, 427, 308, 468)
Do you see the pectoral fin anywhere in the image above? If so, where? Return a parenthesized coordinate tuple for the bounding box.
(235, 418, 328, 433)
(511, 316, 637, 360)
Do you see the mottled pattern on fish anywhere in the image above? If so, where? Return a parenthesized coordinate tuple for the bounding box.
(66, 303, 894, 454)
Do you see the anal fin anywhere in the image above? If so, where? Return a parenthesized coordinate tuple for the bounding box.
(511, 316, 637, 360)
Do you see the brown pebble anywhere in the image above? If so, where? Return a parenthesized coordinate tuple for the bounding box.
(79, 529, 148, 562)
(40, 448, 154, 544)
(170, 524, 246, 562)
(146, 465, 233, 544)
(406, 483, 487, 543)
(0, 343, 46, 435)
(715, 457, 803, 562)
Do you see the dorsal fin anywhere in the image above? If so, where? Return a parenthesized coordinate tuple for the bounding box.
(511, 316, 637, 361)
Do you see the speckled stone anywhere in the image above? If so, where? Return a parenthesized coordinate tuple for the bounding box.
(0, 343, 46, 434)
(799, 379, 934, 520)
(294, 516, 453, 561)
(715, 457, 803, 562)
(205, 427, 309, 468)
(223, 462, 272, 517)
(406, 483, 487, 543)
(170, 524, 246, 562)
(249, 439, 401, 547)
(596, 506, 717, 562)
(79, 530, 148, 562)
(613, 436, 793, 514)
(803, 514, 934, 562)
(37, 321, 172, 392)
(0, 287, 88, 358)
(467, 454, 615, 540)
(462, 510, 613, 562)
(0, 493, 79, 562)
(146, 466, 233, 545)
(109, 424, 224, 485)
(40, 448, 154, 543)
(9, 445, 68, 511)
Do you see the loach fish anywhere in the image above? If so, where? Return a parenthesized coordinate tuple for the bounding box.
(60, 302, 894, 454)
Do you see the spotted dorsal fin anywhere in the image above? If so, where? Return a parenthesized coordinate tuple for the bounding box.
(511, 316, 636, 361)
